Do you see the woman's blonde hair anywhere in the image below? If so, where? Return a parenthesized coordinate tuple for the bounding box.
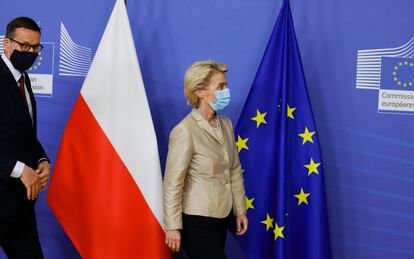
(184, 60, 228, 107)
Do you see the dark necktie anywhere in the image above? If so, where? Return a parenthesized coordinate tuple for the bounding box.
(18, 75, 28, 109)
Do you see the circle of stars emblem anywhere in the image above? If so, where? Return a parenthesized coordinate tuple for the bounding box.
(29, 51, 43, 71)
(392, 60, 414, 88)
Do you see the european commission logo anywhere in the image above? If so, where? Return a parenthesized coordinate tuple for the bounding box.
(59, 22, 92, 77)
(0, 35, 4, 54)
(0, 35, 54, 96)
(1, 22, 92, 97)
(28, 42, 55, 96)
(356, 37, 414, 115)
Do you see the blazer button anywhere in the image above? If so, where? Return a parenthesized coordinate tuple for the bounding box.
(225, 184, 230, 189)
(224, 170, 229, 174)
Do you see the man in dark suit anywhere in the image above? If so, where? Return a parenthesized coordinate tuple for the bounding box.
(0, 17, 51, 258)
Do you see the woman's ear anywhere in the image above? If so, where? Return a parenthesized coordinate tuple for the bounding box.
(195, 89, 203, 98)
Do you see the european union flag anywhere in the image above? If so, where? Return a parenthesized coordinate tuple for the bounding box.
(235, 1, 331, 258)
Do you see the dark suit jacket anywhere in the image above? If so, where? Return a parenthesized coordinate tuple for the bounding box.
(0, 56, 48, 222)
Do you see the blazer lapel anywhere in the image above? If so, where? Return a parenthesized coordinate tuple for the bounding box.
(217, 116, 229, 146)
(25, 72, 36, 129)
(191, 109, 223, 145)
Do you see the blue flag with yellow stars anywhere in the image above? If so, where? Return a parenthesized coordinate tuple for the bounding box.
(234, 1, 331, 258)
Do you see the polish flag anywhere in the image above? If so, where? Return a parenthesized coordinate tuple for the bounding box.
(47, 0, 170, 258)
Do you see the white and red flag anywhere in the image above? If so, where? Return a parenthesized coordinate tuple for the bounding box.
(47, 0, 170, 258)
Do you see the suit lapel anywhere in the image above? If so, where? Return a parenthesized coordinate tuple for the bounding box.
(191, 109, 223, 145)
(25, 72, 36, 128)
(217, 116, 229, 147)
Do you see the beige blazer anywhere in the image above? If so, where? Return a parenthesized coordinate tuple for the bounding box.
(163, 109, 246, 230)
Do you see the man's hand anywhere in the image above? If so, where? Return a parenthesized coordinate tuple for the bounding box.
(20, 165, 40, 200)
(165, 230, 181, 253)
(236, 214, 248, 236)
(36, 161, 51, 192)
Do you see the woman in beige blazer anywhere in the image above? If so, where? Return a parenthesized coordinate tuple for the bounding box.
(163, 60, 248, 258)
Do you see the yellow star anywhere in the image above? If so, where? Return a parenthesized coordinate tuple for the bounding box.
(298, 127, 315, 144)
(404, 61, 408, 65)
(304, 158, 321, 176)
(273, 223, 285, 240)
(287, 104, 296, 119)
(294, 188, 310, 206)
(399, 62, 403, 66)
(410, 63, 414, 67)
(398, 82, 402, 85)
(236, 135, 249, 153)
(394, 66, 398, 70)
(394, 77, 398, 81)
(410, 82, 413, 86)
(392, 72, 397, 75)
(251, 109, 267, 128)
(261, 214, 274, 231)
(245, 196, 255, 210)
(404, 83, 407, 87)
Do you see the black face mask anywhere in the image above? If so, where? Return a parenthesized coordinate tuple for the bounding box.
(9, 49, 38, 72)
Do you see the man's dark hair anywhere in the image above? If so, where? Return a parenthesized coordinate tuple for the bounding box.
(6, 17, 41, 38)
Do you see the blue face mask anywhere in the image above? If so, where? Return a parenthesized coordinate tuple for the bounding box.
(210, 88, 230, 111)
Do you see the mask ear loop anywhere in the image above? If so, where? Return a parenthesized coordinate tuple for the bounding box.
(196, 88, 214, 106)
(196, 89, 220, 114)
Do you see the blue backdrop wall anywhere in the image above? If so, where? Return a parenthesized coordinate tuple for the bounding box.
(0, 0, 413, 258)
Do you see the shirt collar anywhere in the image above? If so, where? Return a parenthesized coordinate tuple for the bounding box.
(1, 54, 23, 82)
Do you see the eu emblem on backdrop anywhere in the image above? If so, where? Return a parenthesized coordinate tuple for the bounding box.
(378, 56, 414, 114)
(27, 42, 55, 96)
(380, 57, 414, 91)
(356, 37, 414, 115)
(234, 0, 331, 258)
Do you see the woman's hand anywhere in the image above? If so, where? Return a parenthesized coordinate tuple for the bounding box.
(236, 214, 248, 235)
(165, 230, 181, 252)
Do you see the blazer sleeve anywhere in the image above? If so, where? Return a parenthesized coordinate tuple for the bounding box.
(34, 138, 49, 163)
(0, 152, 17, 180)
(228, 119, 247, 216)
(163, 124, 194, 230)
